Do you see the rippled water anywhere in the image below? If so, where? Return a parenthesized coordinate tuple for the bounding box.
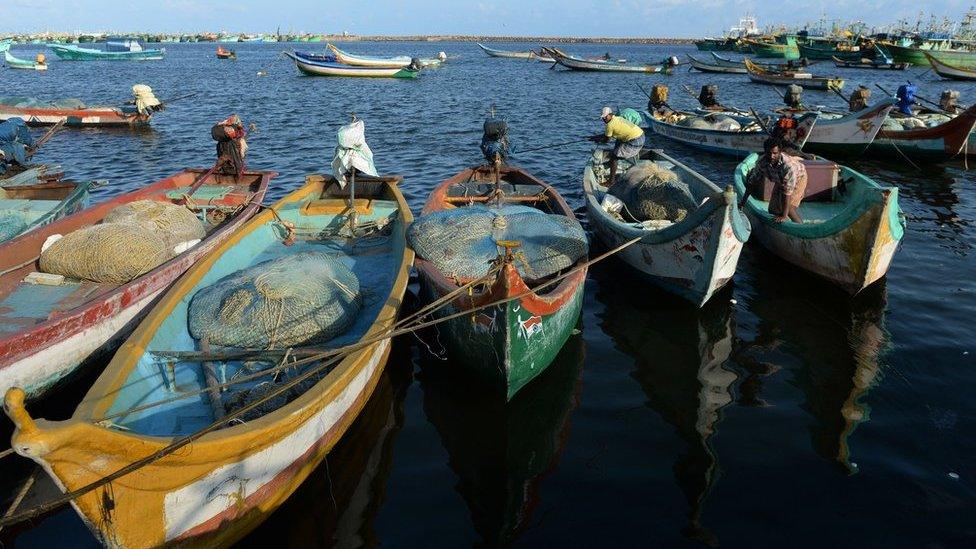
(1, 42, 974, 547)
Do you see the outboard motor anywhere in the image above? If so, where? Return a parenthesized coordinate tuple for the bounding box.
(480, 116, 509, 163)
(698, 84, 720, 109)
(649, 84, 669, 111)
(896, 82, 917, 115)
(849, 86, 871, 112)
(784, 84, 803, 110)
(940, 89, 960, 113)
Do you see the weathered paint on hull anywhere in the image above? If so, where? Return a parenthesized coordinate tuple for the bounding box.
(419, 270, 585, 400)
(0, 106, 150, 127)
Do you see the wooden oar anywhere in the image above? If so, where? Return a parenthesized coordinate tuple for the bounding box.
(26, 119, 65, 158)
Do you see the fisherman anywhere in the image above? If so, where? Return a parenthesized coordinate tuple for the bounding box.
(895, 82, 917, 116)
(849, 85, 871, 112)
(211, 114, 248, 178)
(697, 85, 726, 111)
(0, 117, 36, 175)
(740, 138, 807, 223)
(939, 89, 962, 114)
(592, 106, 645, 186)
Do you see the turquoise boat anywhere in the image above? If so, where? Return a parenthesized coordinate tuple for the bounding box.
(48, 38, 164, 61)
(0, 170, 92, 243)
(733, 154, 904, 294)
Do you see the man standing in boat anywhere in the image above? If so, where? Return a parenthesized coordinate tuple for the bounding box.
(594, 106, 645, 186)
(741, 138, 807, 223)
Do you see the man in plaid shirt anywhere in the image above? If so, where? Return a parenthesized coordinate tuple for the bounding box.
(741, 138, 807, 223)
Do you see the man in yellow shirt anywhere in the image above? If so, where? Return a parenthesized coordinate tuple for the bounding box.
(596, 106, 645, 186)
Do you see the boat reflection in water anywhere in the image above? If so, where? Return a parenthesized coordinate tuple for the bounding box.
(418, 328, 585, 545)
(743, 254, 891, 474)
(592, 261, 736, 545)
(245, 352, 412, 547)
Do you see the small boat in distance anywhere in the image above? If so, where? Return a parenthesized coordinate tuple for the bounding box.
(545, 47, 667, 73)
(216, 46, 236, 60)
(925, 51, 976, 81)
(1, 42, 47, 70)
(477, 43, 540, 59)
(284, 51, 421, 78)
(832, 56, 909, 70)
(688, 54, 747, 73)
(744, 58, 845, 90)
(0, 93, 164, 127)
(48, 37, 165, 61)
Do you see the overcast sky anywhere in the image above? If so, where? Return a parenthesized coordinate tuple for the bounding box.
(1, 0, 973, 36)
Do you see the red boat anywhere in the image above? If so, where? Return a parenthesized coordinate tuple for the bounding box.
(0, 168, 274, 401)
(870, 104, 976, 162)
(216, 46, 236, 60)
(0, 103, 153, 127)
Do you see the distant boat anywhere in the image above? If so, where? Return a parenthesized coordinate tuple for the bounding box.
(832, 56, 909, 70)
(545, 47, 666, 73)
(216, 46, 236, 60)
(925, 51, 976, 80)
(284, 51, 420, 78)
(1, 41, 47, 70)
(0, 97, 159, 127)
(48, 37, 164, 61)
(744, 58, 844, 90)
(328, 44, 445, 68)
(688, 54, 746, 73)
(477, 43, 537, 59)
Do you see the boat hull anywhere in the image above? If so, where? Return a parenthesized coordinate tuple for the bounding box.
(478, 43, 535, 59)
(48, 44, 165, 61)
(642, 110, 818, 157)
(284, 52, 419, 78)
(0, 105, 150, 127)
(871, 104, 976, 162)
(688, 55, 746, 74)
(329, 44, 412, 68)
(925, 52, 976, 80)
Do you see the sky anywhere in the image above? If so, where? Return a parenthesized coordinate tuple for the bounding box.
(1, 0, 974, 37)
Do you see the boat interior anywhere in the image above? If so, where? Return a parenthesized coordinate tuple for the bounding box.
(441, 166, 564, 215)
(98, 175, 407, 437)
(0, 171, 265, 342)
(0, 179, 78, 230)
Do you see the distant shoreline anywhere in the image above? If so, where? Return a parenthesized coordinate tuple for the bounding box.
(328, 35, 696, 44)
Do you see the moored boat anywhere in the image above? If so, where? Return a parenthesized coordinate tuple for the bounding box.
(924, 51, 976, 80)
(743, 36, 799, 59)
(584, 148, 750, 306)
(545, 47, 666, 73)
(3, 171, 412, 546)
(284, 51, 420, 78)
(871, 104, 976, 162)
(328, 43, 412, 67)
(744, 58, 845, 90)
(0, 89, 163, 127)
(0, 168, 272, 401)
(642, 109, 818, 157)
(733, 154, 904, 294)
(710, 52, 815, 71)
(688, 54, 746, 74)
(48, 38, 164, 61)
(0, 168, 91, 243)
(884, 43, 976, 66)
(477, 43, 537, 59)
(832, 56, 910, 70)
(412, 164, 588, 399)
(2, 42, 47, 70)
(215, 46, 235, 60)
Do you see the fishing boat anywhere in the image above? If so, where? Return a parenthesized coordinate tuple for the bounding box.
(583, 148, 750, 306)
(0, 169, 271, 402)
(742, 36, 799, 59)
(327, 44, 445, 69)
(733, 154, 904, 294)
(1, 42, 47, 70)
(744, 58, 845, 90)
(883, 43, 976, 66)
(642, 109, 818, 157)
(0, 98, 158, 127)
(869, 104, 976, 162)
(3, 171, 413, 547)
(413, 164, 588, 399)
(0, 169, 91, 243)
(284, 51, 420, 78)
(799, 42, 864, 61)
(832, 56, 910, 70)
(545, 47, 666, 73)
(924, 51, 976, 80)
(688, 54, 747, 74)
(477, 43, 538, 59)
(215, 46, 235, 60)
(710, 52, 816, 70)
(48, 38, 164, 61)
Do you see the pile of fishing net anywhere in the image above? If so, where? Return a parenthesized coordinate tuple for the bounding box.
(882, 114, 952, 131)
(39, 200, 205, 284)
(407, 204, 587, 281)
(610, 161, 698, 223)
(676, 113, 741, 132)
(187, 252, 362, 349)
(0, 97, 87, 109)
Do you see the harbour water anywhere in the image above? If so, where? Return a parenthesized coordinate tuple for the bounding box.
(1, 42, 974, 546)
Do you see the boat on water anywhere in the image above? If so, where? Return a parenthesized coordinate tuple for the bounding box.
(883, 43, 976, 66)
(799, 42, 864, 61)
(744, 58, 844, 90)
(3, 171, 413, 546)
(215, 46, 235, 60)
(870, 104, 976, 162)
(0, 168, 92, 244)
(733, 154, 904, 294)
(925, 51, 976, 80)
(583, 148, 750, 306)
(641, 109, 818, 157)
(688, 54, 747, 74)
(832, 56, 910, 70)
(742, 36, 799, 59)
(48, 37, 164, 61)
(1, 42, 47, 70)
(411, 164, 588, 399)
(0, 168, 272, 401)
(710, 52, 816, 70)
(284, 51, 420, 78)
(544, 47, 666, 73)
(327, 44, 445, 69)
(477, 43, 541, 59)
(0, 94, 162, 127)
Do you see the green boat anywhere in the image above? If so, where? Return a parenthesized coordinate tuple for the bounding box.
(48, 38, 164, 61)
(733, 154, 903, 294)
(744, 35, 799, 59)
(0, 169, 93, 243)
(883, 42, 976, 66)
(412, 164, 588, 400)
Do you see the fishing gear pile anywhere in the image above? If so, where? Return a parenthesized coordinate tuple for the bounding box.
(609, 161, 698, 223)
(407, 204, 588, 281)
(188, 252, 363, 349)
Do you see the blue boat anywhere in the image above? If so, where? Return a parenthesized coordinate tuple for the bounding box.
(284, 51, 420, 78)
(48, 37, 164, 61)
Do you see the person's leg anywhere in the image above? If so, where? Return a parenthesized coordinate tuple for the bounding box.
(608, 157, 618, 186)
(787, 205, 803, 223)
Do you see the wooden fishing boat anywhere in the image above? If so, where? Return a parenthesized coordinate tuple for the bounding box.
(642, 109, 818, 157)
(215, 46, 235, 60)
(924, 51, 976, 80)
(48, 38, 164, 61)
(328, 43, 412, 67)
(870, 104, 976, 162)
(477, 43, 537, 59)
(284, 51, 420, 78)
(885, 43, 976, 66)
(583, 148, 750, 306)
(742, 36, 799, 59)
(733, 154, 904, 294)
(0, 168, 272, 401)
(710, 52, 816, 70)
(688, 54, 746, 74)
(832, 56, 909, 70)
(799, 42, 864, 61)
(0, 99, 156, 127)
(545, 47, 665, 73)
(0, 171, 92, 244)
(744, 59, 844, 90)
(2, 42, 47, 70)
(3, 172, 412, 547)
(414, 165, 587, 400)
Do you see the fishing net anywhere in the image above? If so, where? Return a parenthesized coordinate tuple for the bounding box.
(407, 204, 587, 281)
(610, 162, 697, 223)
(0, 213, 27, 242)
(676, 114, 741, 131)
(103, 199, 205, 247)
(39, 222, 174, 284)
(187, 252, 362, 349)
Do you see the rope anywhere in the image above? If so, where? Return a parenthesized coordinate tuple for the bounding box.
(0, 469, 37, 535)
